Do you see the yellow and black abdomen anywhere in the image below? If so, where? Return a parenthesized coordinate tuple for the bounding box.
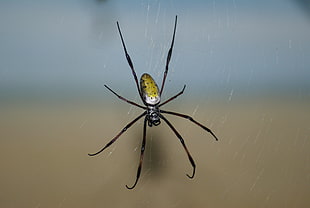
(140, 73, 160, 105)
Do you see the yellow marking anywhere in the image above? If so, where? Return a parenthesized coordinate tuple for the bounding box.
(140, 73, 160, 105)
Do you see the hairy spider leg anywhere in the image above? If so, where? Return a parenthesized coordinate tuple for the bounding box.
(117, 21, 143, 101)
(104, 84, 146, 109)
(160, 114, 196, 178)
(160, 15, 178, 96)
(159, 85, 186, 107)
(160, 110, 218, 141)
(88, 112, 146, 156)
(126, 116, 148, 189)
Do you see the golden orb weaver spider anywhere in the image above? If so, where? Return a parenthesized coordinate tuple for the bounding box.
(88, 15, 218, 189)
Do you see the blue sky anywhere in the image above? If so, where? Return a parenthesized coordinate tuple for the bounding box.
(0, 0, 309, 99)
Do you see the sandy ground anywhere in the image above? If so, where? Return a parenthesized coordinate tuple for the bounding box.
(0, 98, 309, 208)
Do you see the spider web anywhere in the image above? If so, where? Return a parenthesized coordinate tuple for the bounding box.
(0, 0, 310, 207)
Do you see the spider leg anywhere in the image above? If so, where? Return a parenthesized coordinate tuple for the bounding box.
(126, 116, 148, 189)
(117, 21, 143, 100)
(160, 15, 178, 96)
(159, 84, 186, 107)
(160, 110, 218, 141)
(160, 114, 196, 179)
(104, 85, 146, 109)
(88, 112, 146, 156)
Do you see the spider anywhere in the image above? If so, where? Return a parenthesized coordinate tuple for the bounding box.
(88, 15, 218, 189)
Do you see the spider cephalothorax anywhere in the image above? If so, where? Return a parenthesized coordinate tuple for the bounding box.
(146, 105, 161, 127)
(88, 15, 218, 189)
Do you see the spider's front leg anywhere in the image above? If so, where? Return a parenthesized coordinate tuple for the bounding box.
(160, 114, 196, 179)
(126, 116, 148, 189)
(88, 112, 146, 156)
(160, 110, 218, 141)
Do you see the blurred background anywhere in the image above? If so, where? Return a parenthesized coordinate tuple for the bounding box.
(0, 0, 309, 207)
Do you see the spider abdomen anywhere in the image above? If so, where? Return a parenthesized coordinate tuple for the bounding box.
(140, 73, 160, 105)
